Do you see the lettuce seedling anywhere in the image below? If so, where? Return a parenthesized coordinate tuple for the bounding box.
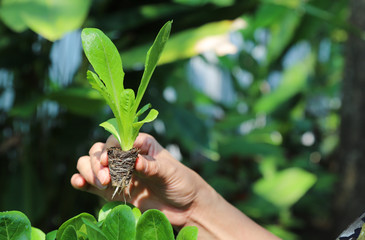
(81, 21, 171, 198)
(81, 21, 171, 151)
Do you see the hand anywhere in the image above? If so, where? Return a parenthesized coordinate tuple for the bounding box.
(71, 133, 281, 239)
(71, 133, 205, 227)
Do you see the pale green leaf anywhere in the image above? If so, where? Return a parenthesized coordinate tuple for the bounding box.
(0, 0, 29, 32)
(0, 0, 91, 41)
(100, 118, 121, 146)
(253, 168, 317, 209)
(121, 20, 233, 69)
(254, 54, 314, 114)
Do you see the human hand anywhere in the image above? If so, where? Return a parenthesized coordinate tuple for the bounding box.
(71, 133, 205, 228)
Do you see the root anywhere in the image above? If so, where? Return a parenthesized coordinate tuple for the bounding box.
(108, 147, 138, 201)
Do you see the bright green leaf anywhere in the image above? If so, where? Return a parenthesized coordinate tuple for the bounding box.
(100, 118, 121, 146)
(31, 227, 46, 240)
(176, 226, 199, 240)
(253, 168, 317, 209)
(136, 209, 174, 240)
(0, 211, 31, 240)
(102, 205, 136, 240)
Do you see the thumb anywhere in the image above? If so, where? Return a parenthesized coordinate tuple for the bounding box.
(135, 154, 160, 178)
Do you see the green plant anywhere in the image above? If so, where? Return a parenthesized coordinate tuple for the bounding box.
(0, 202, 198, 240)
(81, 21, 171, 198)
(81, 21, 171, 152)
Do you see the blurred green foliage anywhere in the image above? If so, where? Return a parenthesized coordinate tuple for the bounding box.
(0, 0, 349, 239)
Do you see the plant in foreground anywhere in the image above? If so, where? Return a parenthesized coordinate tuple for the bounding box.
(81, 21, 171, 198)
(0, 202, 198, 240)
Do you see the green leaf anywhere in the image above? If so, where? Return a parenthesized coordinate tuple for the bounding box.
(136, 209, 174, 240)
(82, 218, 108, 240)
(176, 226, 199, 240)
(134, 21, 172, 112)
(132, 109, 159, 141)
(45, 230, 57, 240)
(0, 0, 29, 32)
(121, 20, 232, 69)
(60, 226, 77, 240)
(98, 202, 141, 224)
(253, 168, 317, 209)
(98, 202, 123, 222)
(0, 211, 31, 240)
(102, 205, 136, 240)
(56, 213, 96, 240)
(0, 0, 91, 41)
(82, 28, 125, 98)
(31, 227, 46, 240)
(254, 54, 314, 114)
(136, 103, 152, 118)
(100, 118, 121, 146)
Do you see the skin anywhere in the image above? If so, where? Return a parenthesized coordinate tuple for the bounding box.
(71, 133, 281, 240)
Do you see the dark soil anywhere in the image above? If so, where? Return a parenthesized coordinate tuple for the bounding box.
(107, 147, 139, 199)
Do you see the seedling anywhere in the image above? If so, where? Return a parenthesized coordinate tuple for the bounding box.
(81, 21, 171, 198)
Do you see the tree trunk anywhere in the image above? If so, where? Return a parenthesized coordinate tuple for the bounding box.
(334, 0, 365, 236)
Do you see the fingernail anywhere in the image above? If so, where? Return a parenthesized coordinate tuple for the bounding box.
(95, 178, 107, 190)
(97, 169, 108, 185)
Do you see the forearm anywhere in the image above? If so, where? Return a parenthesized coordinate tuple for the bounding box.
(186, 175, 280, 240)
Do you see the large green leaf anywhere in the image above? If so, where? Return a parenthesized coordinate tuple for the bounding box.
(253, 168, 317, 209)
(31, 227, 45, 240)
(136, 209, 174, 240)
(134, 21, 172, 112)
(56, 213, 96, 240)
(0, 211, 31, 240)
(82, 218, 108, 240)
(176, 226, 199, 240)
(102, 205, 136, 240)
(0, 0, 91, 41)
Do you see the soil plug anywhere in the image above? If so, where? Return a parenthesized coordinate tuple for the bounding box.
(81, 21, 171, 199)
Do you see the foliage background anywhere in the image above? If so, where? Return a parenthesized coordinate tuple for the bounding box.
(0, 0, 356, 239)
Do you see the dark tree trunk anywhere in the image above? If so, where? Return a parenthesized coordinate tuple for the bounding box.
(334, 0, 365, 236)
